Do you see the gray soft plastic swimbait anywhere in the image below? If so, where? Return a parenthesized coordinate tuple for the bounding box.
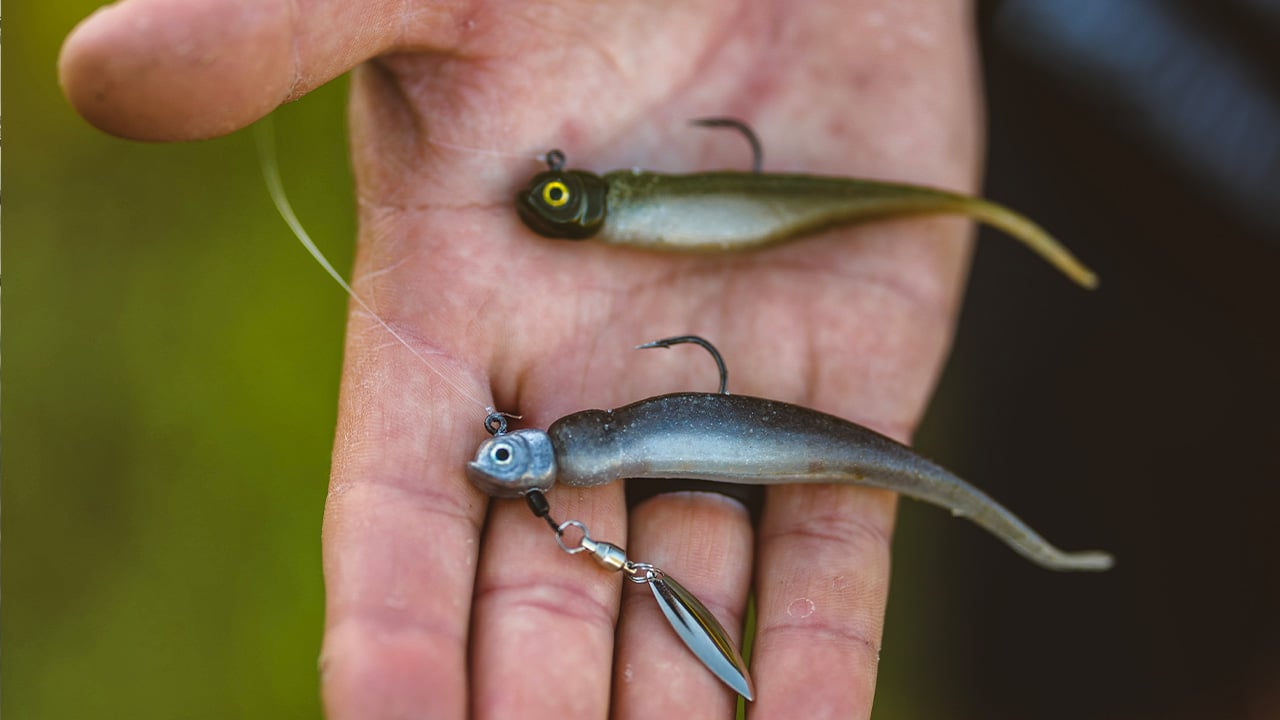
(468, 391, 1112, 573)
(465, 337, 1112, 699)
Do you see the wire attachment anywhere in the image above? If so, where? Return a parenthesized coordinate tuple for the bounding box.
(522, 493, 754, 700)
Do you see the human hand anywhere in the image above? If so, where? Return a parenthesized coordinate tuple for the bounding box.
(61, 1, 980, 716)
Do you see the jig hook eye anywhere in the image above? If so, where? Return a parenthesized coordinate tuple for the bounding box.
(544, 149, 567, 172)
(484, 410, 523, 436)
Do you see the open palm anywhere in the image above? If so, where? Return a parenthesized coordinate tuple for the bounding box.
(63, 1, 980, 717)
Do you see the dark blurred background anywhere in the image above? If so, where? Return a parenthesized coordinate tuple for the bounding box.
(883, 2, 1280, 719)
(6, 1, 1278, 718)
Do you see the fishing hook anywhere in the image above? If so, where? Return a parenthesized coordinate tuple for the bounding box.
(690, 117, 763, 173)
(636, 335, 729, 395)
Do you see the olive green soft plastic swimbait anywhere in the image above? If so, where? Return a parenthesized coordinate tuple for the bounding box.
(516, 123, 1098, 289)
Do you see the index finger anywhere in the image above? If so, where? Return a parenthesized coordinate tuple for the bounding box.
(320, 310, 493, 719)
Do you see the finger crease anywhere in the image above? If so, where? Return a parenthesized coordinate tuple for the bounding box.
(476, 577, 618, 633)
(758, 619, 882, 662)
(327, 473, 485, 537)
(761, 511, 894, 555)
(326, 606, 468, 653)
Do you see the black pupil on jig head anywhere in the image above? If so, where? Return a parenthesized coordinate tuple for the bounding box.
(493, 446, 512, 463)
(547, 186, 563, 202)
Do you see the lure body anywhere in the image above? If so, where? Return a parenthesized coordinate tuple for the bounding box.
(469, 392, 1113, 572)
(517, 168, 1099, 288)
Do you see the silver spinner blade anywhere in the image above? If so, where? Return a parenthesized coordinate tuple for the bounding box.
(647, 574, 755, 701)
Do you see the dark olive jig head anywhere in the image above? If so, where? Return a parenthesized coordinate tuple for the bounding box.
(515, 154, 610, 239)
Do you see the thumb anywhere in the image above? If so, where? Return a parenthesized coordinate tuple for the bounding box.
(58, 0, 461, 141)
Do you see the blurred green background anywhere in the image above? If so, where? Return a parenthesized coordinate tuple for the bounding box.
(8, 3, 957, 717)
(10, 3, 1278, 719)
(8, 6, 951, 719)
(7, 4, 356, 717)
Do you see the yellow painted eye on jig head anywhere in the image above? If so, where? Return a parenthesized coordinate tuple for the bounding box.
(542, 180, 570, 208)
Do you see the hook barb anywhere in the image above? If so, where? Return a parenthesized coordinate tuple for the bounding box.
(636, 335, 729, 395)
(690, 117, 763, 173)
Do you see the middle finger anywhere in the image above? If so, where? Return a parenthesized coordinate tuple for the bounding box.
(613, 491, 755, 717)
